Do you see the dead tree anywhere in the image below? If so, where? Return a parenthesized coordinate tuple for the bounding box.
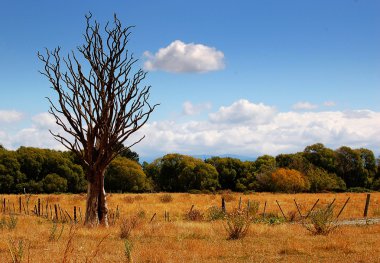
(38, 13, 158, 226)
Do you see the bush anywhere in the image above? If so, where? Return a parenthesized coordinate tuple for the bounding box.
(224, 209, 251, 240)
(120, 216, 140, 239)
(207, 206, 226, 221)
(185, 209, 204, 221)
(159, 194, 173, 203)
(302, 205, 338, 235)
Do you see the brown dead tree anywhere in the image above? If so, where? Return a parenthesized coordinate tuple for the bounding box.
(38, 13, 158, 226)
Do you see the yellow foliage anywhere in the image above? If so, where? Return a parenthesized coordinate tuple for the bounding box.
(270, 168, 309, 193)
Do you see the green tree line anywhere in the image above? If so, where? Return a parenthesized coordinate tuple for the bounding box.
(0, 143, 379, 194)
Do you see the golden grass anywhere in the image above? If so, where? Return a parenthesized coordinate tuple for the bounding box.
(0, 192, 379, 262)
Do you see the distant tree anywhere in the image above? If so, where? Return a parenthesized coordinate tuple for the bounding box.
(304, 143, 337, 173)
(38, 14, 158, 226)
(42, 173, 68, 193)
(119, 147, 140, 163)
(205, 157, 252, 191)
(147, 154, 219, 192)
(306, 167, 346, 192)
(105, 157, 152, 192)
(335, 146, 369, 188)
(269, 168, 309, 193)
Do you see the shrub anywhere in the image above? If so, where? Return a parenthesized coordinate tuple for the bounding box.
(185, 209, 204, 221)
(207, 206, 226, 221)
(159, 194, 173, 203)
(120, 216, 140, 239)
(302, 205, 338, 235)
(224, 209, 251, 240)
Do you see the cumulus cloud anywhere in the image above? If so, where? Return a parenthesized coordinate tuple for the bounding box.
(292, 101, 318, 111)
(0, 110, 23, 123)
(2, 104, 380, 160)
(132, 101, 380, 158)
(209, 99, 276, 124)
(182, 101, 212, 116)
(144, 40, 225, 73)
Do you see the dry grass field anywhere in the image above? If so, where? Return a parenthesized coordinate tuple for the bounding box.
(0, 192, 380, 262)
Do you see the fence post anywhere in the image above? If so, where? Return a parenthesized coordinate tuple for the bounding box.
(238, 197, 242, 210)
(293, 199, 302, 217)
(54, 204, 58, 221)
(38, 198, 41, 216)
(263, 201, 267, 219)
(221, 197, 226, 213)
(364, 194, 371, 218)
(276, 200, 287, 221)
(19, 197, 22, 214)
(336, 197, 350, 219)
(74, 206, 77, 223)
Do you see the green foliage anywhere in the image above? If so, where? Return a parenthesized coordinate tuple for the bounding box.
(147, 154, 220, 192)
(42, 173, 68, 193)
(105, 157, 152, 193)
(205, 157, 254, 191)
(303, 143, 337, 174)
(207, 206, 226, 221)
(306, 167, 346, 192)
(119, 148, 140, 163)
(335, 146, 368, 188)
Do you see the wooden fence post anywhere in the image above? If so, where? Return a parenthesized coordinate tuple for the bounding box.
(221, 197, 226, 213)
(37, 198, 41, 216)
(74, 206, 77, 223)
(364, 194, 371, 218)
(336, 197, 350, 219)
(276, 200, 287, 220)
(263, 201, 267, 219)
(293, 199, 302, 217)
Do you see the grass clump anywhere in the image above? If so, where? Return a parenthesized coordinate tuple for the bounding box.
(159, 194, 173, 203)
(303, 205, 338, 235)
(120, 215, 140, 239)
(7, 239, 26, 263)
(48, 221, 65, 242)
(0, 213, 18, 230)
(185, 209, 204, 221)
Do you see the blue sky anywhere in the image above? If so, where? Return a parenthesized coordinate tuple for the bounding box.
(0, 0, 379, 160)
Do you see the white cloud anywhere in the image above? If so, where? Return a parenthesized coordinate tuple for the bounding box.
(0, 110, 23, 123)
(209, 99, 276, 124)
(292, 101, 318, 110)
(182, 101, 212, 116)
(32, 112, 57, 129)
(132, 100, 380, 158)
(2, 104, 380, 160)
(144, 40, 225, 73)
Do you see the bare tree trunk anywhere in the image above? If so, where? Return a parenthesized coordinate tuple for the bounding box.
(85, 170, 108, 227)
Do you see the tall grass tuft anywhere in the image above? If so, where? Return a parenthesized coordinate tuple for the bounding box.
(7, 239, 25, 263)
(120, 215, 140, 239)
(303, 205, 338, 235)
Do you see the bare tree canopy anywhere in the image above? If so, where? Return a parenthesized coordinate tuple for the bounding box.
(38, 13, 158, 226)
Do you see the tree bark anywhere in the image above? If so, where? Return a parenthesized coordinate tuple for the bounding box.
(85, 169, 108, 227)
